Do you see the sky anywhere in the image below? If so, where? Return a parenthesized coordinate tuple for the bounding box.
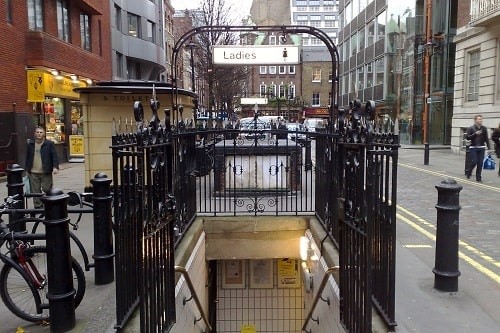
(171, 0, 251, 21)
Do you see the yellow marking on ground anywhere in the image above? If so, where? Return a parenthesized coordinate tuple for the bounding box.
(403, 244, 433, 248)
(397, 213, 500, 284)
(397, 205, 500, 268)
(399, 162, 500, 192)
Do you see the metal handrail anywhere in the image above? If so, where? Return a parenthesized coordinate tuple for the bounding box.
(302, 266, 340, 332)
(174, 266, 213, 332)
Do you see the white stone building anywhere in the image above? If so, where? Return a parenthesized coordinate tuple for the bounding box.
(452, 0, 500, 153)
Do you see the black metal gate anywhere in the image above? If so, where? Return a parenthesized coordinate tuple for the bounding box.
(111, 97, 176, 332)
(314, 101, 399, 332)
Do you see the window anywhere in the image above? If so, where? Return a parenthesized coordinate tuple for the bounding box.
(310, 0, 320, 6)
(288, 66, 296, 74)
(365, 62, 373, 87)
(310, 20, 321, 27)
(288, 84, 295, 99)
(269, 66, 277, 75)
(296, 0, 307, 5)
(127, 57, 141, 79)
(358, 28, 365, 51)
(279, 66, 286, 74)
(80, 13, 91, 51)
(312, 93, 320, 106)
(260, 83, 267, 97)
(358, 67, 364, 90)
(312, 67, 321, 82)
(353, 0, 359, 18)
(128, 13, 140, 37)
(279, 84, 286, 98)
(467, 50, 480, 102)
(311, 37, 322, 45)
(350, 32, 357, 57)
(146, 20, 155, 43)
(57, 0, 70, 42)
(375, 58, 384, 85)
(27, 0, 43, 31)
(269, 35, 277, 45)
(116, 52, 123, 78)
(345, 2, 352, 24)
(366, 20, 375, 46)
(6, 0, 12, 23)
(268, 84, 276, 96)
(260, 66, 267, 75)
(377, 11, 386, 41)
(350, 70, 356, 93)
(114, 5, 122, 31)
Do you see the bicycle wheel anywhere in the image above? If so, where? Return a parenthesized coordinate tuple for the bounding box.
(0, 246, 86, 322)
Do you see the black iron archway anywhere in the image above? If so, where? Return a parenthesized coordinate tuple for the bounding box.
(170, 25, 340, 126)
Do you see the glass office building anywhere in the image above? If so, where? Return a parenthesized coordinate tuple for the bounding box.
(338, 0, 457, 145)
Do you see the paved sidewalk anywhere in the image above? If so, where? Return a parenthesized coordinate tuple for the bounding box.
(0, 162, 116, 333)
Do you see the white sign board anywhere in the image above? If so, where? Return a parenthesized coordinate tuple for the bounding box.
(212, 45, 300, 65)
(240, 98, 268, 105)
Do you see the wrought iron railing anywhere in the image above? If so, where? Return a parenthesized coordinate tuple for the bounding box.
(182, 127, 315, 217)
(110, 95, 398, 332)
(111, 98, 176, 332)
(470, 0, 500, 23)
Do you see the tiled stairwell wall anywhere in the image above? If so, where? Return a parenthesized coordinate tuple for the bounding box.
(216, 259, 305, 333)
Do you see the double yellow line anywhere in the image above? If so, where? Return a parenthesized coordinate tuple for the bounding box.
(397, 205, 500, 284)
(399, 163, 500, 192)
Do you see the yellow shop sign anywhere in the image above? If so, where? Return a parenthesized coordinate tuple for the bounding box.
(27, 70, 87, 102)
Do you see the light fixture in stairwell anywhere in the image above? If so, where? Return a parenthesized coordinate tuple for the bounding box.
(300, 236, 314, 293)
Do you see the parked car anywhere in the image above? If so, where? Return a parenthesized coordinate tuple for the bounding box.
(303, 118, 326, 133)
(286, 123, 306, 143)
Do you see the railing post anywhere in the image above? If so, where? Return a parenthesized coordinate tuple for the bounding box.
(6, 163, 26, 232)
(42, 189, 76, 332)
(90, 172, 115, 285)
(304, 139, 312, 171)
(433, 178, 462, 292)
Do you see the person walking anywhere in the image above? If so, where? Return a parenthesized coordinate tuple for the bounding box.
(25, 127, 59, 209)
(465, 115, 490, 182)
(492, 122, 500, 176)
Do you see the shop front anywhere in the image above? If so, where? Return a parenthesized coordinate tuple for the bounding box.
(303, 107, 330, 119)
(27, 69, 87, 163)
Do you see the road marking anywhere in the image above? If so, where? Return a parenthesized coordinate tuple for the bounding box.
(397, 213, 500, 284)
(399, 162, 500, 192)
(404, 244, 432, 248)
(397, 205, 500, 268)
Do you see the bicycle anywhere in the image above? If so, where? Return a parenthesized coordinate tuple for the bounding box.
(0, 195, 86, 323)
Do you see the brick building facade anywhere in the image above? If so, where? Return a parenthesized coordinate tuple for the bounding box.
(0, 0, 112, 168)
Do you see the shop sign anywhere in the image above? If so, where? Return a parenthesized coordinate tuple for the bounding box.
(27, 70, 87, 102)
(304, 107, 329, 116)
(212, 45, 300, 65)
(69, 135, 84, 157)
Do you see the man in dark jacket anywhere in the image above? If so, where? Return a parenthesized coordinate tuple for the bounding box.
(25, 127, 59, 208)
(465, 115, 490, 182)
(492, 122, 500, 176)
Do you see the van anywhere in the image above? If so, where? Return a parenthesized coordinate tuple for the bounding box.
(303, 118, 326, 132)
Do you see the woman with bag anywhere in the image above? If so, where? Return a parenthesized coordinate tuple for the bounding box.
(492, 123, 500, 176)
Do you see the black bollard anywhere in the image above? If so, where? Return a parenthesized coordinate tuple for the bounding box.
(6, 164, 26, 232)
(42, 189, 75, 332)
(433, 178, 463, 292)
(90, 173, 115, 285)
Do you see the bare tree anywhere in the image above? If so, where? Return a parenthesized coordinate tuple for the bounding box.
(193, 0, 249, 119)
